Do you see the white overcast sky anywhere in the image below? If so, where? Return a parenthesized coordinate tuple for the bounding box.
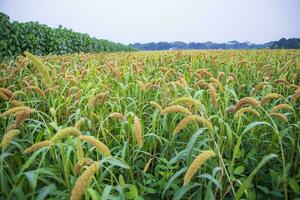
(0, 0, 299, 44)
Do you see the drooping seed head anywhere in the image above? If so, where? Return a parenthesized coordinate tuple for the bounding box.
(44, 87, 57, 95)
(208, 83, 217, 108)
(197, 68, 213, 78)
(225, 105, 237, 114)
(0, 129, 20, 148)
(79, 135, 111, 157)
(273, 79, 290, 87)
(14, 108, 32, 128)
(134, 115, 143, 146)
(161, 105, 191, 116)
(193, 79, 207, 89)
(227, 76, 236, 84)
(108, 112, 126, 121)
(210, 78, 223, 92)
(250, 81, 268, 96)
(74, 118, 86, 130)
(170, 97, 201, 108)
(143, 83, 160, 91)
(234, 107, 260, 118)
(164, 69, 178, 80)
(24, 140, 51, 154)
(269, 112, 288, 123)
(291, 91, 300, 103)
(70, 162, 100, 200)
(0, 88, 13, 99)
(50, 127, 82, 144)
(90, 92, 109, 107)
(179, 77, 188, 87)
(183, 150, 216, 185)
(0, 106, 32, 118)
(260, 93, 283, 105)
(0, 91, 9, 100)
(74, 158, 95, 175)
(24, 51, 52, 87)
(173, 115, 213, 134)
(27, 86, 45, 97)
(149, 101, 163, 112)
(9, 100, 24, 107)
(217, 72, 225, 81)
(270, 104, 293, 113)
(235, 97, 260, 111)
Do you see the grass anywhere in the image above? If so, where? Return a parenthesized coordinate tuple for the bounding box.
(0, 50, 299, 199)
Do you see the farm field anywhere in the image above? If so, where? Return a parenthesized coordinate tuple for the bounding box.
(0, 50, 300, 199)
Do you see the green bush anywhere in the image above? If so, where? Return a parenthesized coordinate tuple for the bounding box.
(0, 12, 136, 59)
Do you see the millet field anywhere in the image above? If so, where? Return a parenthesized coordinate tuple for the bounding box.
(0, 50, 299, 200)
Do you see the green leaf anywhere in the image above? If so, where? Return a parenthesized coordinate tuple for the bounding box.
(36, 184, 57, 200)
(24, 170, 37, 189)
(234, 166, 245, 175)
(242, 121, 271, 135)
(144, 187, 156, 194)
(163, 167, 187, 197)
(101, 157, 130, 169)
(256, 185, 270, 194)
(168, 150, 187, 166)
(19, 148, 46, 175)
(234, 154, 278, 200)
(289, 178, 300, 194)
(186, 129, 204, 165)
(204, 186, 215, 200)
(125, 184, 139, 200)
(230, 136, 242, 173)
(87, 188, 100, 200)
(198, 173, 221, 189)
(172, 183, 200, 200)
(101, 185, 113, 200)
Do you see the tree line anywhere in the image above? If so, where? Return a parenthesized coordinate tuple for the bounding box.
(0, 12, 136, 59)
(130, 39, 300, 50)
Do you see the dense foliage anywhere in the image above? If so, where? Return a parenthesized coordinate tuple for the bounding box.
(0, 12, 135, 59)
(271, 38, 300, 49)
(130, 41, 276, 50)
(130, 38, 300, 51)
(0, 50, 300, 199)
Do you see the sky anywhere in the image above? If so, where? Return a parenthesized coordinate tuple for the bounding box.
(1, 0, 299, 44)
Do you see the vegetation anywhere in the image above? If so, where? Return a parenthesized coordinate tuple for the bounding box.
(129, 41, 274, 50)
(0, 12, 135, 59)
(130, 38, 300, 50)
(271, 38, 300, 49)
(0, 50, 300, 199)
